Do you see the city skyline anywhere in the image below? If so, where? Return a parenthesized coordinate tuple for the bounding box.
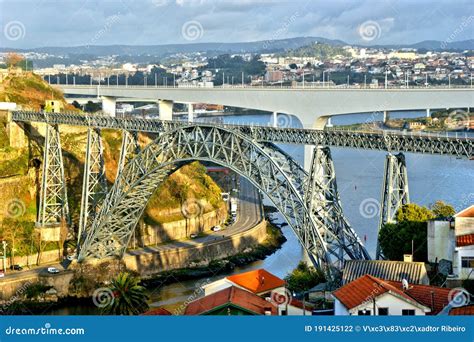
(0, 0, 473, 49)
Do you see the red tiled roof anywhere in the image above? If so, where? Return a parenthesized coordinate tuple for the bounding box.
(333, 275, 453, 314)
(385, 281, 453, 315)
(290, 298, 313, 311)
(333, 275, 420, 311)
(226, 269, 285, 294)
(455, 205, 474, 218)
(456, 234, 474, 247)
(449, 305, 474, 315)
(141, 308, 172, 315)
(184, 286, 277, 315)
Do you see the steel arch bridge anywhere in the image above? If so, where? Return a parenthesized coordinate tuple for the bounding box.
(77, 124, 370, 280)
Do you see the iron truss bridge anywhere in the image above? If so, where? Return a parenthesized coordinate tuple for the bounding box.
(12, 111, 474, 158)
(9, 110, 472, 283)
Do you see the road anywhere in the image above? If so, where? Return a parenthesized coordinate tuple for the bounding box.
(128, 176, 263, 255)
(0, 177, 263, 282)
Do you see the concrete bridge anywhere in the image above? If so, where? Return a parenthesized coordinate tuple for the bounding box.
(56, 84, 474, 128)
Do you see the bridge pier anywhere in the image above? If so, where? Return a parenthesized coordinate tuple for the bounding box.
(78, 128, 108, 244)
(272, 112, 278, 127)
(376, 152, 410, 260)
(383, 110, 389, 123)
(101, 96, 117, 117)
(158, 100, 173, 121)
(188, 103, 194, 122)
(305, 146, 371, 273)
(426, 108, 431, 118)
(37, 124, 70, 229)
(117, 130, 140, 176)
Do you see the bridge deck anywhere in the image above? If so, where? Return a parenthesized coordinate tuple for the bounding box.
(11, 111, 473, 158)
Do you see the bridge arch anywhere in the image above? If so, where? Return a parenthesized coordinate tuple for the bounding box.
(77, 125, 367, 278)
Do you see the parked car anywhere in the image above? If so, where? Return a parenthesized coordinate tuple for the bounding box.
(190, 233, 198, 239)
(10, 264, 23, 271)
(0, 271, 4, 278)
(66, 255, 74, 261)
(47, 267, 60, 274)
(211, 225, 222, 232)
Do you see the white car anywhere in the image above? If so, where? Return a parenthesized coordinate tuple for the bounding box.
(0, 271, 4, 278)
(211, 225, 222, 232)
(190, 233, 198, 239)
(47, 267, 60, 274)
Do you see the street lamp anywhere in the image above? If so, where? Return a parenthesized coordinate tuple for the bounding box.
(1, 240, 7, 273)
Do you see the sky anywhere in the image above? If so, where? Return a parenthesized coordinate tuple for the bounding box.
(0, 0, 473, 48)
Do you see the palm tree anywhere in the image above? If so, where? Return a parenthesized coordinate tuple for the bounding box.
(102, 272, 149, 315)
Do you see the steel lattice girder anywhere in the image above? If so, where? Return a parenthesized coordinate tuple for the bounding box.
(78, 128, 108, 242)
(305, 147, 371, 266)
(37, 124, 70, 226)
(77, 125, 367, 280)
(12, 111, 474, 158)
(375, 152, 410, 259)
(117, 130, 141, 176)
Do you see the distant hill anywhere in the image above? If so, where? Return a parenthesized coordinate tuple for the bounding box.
(0, 37, 348, 57)
(1, 37, 472, 61)
(282, 42, 351, 59)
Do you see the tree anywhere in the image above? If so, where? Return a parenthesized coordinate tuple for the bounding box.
(395, 203, 434, 222)
(284, 261, 325, 294)
(5, 53, 24, 68)
(379, 203, 435, 262)
(430, 200, 456, 219)
(101, 272, 149, 315)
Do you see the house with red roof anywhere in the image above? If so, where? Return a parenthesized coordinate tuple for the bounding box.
(332, 274, 454, 316)
(184, 286, 278, 315)
(428, 204, 474, 281)
(193, 269, 312, 315)
(203, 269, 286, 297)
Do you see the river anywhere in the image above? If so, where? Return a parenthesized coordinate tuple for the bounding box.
(47, 111, 473, 315)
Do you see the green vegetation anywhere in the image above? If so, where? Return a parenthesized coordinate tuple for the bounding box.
(101, 272, 149, 315)
(282, 42, 350, 59)
(145, 161, 225, 223)
(284, 261, 325, 294)
(379, 203, 443, 262)
(201, 54, 266, 85)
(430, 200, 456, 219)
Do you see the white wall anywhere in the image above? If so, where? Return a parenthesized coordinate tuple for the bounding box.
(453, 246, 474, 280)
(336, 292, 428, 316)
(427, 220, 454, 263)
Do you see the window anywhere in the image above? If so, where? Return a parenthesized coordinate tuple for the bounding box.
(402, 309, 415, 316)
(378, 308, 389, 316)
(461, 257, 474, 268)
(358, 309, 371, 315)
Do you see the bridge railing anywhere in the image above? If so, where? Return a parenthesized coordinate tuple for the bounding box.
(53, 82, 474, 91)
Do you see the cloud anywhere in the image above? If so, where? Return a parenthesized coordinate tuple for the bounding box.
(0, 0, 472, 48)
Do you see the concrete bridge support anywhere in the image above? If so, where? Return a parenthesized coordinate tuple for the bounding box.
(101, 96, 117, 117)
(426, 108, 431, 118)
(158, 100, 173, 121)
(376, 152, 410, 260)
(188, 103, 194, 122)
(272, 112, 278, 127)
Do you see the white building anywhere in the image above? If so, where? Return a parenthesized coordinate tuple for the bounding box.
(333, 274, 452, 316)
(428, 205, 474, 280)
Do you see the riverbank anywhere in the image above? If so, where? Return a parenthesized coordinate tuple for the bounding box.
(2, 221, 285, 315)
(140, 222, 286, 288)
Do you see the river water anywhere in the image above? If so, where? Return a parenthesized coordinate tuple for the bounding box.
(47, 111, 473, 315)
